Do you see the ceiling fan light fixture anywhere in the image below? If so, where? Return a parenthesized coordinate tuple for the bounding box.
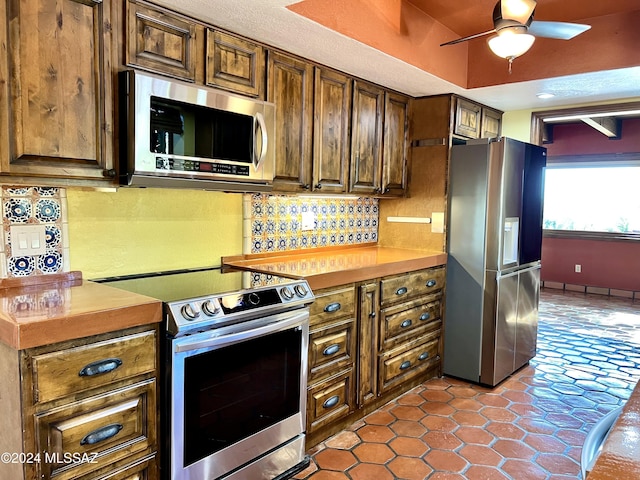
(488, 30, 535, 59)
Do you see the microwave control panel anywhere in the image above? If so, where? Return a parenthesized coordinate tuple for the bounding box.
(155, 157, 250, 176)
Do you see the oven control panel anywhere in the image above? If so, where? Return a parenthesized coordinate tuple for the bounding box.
(166, 280, 314, 336)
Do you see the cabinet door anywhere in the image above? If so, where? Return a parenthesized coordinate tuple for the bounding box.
(206, 29, 265, 98)
(0, 0, 114, 182)
(357, 281, 379, 407)
(349, 81, 383, 195)
(267, 51, 313, 192)
(453, 97, 481, 139)
(312, 67, 351, 193)
(126, 2, 197, 81)
(481, 107, 502, 139)
(381, 92, 410, 196)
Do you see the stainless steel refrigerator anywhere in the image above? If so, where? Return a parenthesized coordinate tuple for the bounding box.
(443, 137, 546, 387)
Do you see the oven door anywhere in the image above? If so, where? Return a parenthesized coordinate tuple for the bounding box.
(169, 308, 309, 480)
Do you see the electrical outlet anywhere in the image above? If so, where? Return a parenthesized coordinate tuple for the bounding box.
(301, 211, 315, 231)
(575, 264, 582, 273)
(10, 224, 47, 256)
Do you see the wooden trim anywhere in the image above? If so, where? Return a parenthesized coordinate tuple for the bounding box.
(547, 152, 640, 165)
(543, 229, 640, 242)
(531, 102, 640, 145)
(0, 271, 83, 290)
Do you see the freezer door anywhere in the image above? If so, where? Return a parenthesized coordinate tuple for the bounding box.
(515, 265, 540, 370)
(499, 139, 525, 270)
(483, 270, 518, 386)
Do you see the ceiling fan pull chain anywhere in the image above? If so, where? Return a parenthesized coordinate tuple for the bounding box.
(508, 57, 514, 74)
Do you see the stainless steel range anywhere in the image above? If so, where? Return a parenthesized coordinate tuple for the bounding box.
(98, 267, 314, 480)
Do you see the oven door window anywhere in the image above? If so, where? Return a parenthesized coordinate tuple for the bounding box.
(182, 328, 302, 467)
(150, 96, 254, 164)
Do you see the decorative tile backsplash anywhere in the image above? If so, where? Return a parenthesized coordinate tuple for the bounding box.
(244, 194, 379, 254)
(1, 186, 69, 278)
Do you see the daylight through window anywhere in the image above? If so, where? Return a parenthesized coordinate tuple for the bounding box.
(543, 165, 640, 233)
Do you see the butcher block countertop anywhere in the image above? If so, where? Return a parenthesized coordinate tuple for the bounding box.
(0, 272, 162, 350)
(588, 380, 640, 479)
(223, 244, 447, 290)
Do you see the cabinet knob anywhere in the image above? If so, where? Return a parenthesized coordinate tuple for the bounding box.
(315, 183, 322, 189)
(301, 184, 310, 190)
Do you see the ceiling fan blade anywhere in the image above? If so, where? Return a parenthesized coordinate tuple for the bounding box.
(440, 29, 496, 47)
(528, 21, 591, 40)
(501, 0, 536, 24)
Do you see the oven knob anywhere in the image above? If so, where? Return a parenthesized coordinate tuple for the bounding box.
(248, 292, 260, 305)
(181, 303, 200, 320)
(201, 300, 220, 316)
(280, 286, 294, 300)
(294, 284, 308, 298)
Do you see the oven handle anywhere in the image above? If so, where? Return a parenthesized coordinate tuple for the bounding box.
(173, 309, 309, 354)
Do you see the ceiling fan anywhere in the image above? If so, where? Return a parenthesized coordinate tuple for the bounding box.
(440, 0, 591, 71)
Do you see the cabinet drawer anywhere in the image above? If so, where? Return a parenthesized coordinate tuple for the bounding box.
(309, 285, 355, 327)
(379, 335, 440, 394)
(309, 320, 355, 382)
(32, 330, 157, 404)
(36, 379, 156, 480)
(380, 267, 445, 306)
(380, 297, 441, 349)
(307, 369, 355, 433)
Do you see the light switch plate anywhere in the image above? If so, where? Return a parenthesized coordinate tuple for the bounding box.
(301, 211, 315, 231)
(431, 212, 445, 233)
(10, 224, 47, 256)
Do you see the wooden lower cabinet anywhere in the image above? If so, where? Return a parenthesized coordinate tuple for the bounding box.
(0, 324, 159, 480)
(306, 266, 445, 447)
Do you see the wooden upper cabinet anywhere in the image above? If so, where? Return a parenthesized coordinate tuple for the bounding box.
(454, 97, 482, 139)
(267, 51, 314, 192)
(313, 67, 352, 194)
(126, 1, 197, 81)
(382, 92, 410, 197)
(481, 107, 502, 139)
(206, 29, 265, 98)
(0, 0, 114, 184)
(349, 81, 384, 195)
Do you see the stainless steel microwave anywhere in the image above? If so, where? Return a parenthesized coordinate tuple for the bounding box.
(120, 70, 275, 191)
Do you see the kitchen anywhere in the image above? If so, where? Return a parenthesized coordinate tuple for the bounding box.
(1, 1, 639, 479)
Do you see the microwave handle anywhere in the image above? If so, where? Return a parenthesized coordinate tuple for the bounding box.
(253, 112, 268, 170)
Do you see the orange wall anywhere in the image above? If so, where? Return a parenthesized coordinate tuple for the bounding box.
(541, 237, 640, 292)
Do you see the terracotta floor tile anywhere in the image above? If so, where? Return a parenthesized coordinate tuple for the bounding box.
(388, 437, 428, 457)
(464, 465, 510, 480)
(352, 443, 395, 464)
(458, 445, 502, 466)
(348, 463, 394, 480)
(423, 450, 468, 472)
(323, 431, 360, 449)
(298, 290, 640, 480)
(390, 419, 427, 437)
(390, 404, 428, 421)
(453, 426, 495, 445)
(313, 449, 357, 471)
(492, 439, 536, 460)
(536, 453, 581, 475)
(422, 431, 463, 450)
(387, 456, 433, 480)
(355, 424, 395, 443)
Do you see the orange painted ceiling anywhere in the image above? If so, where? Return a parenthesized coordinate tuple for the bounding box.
(288, 0, 640, 89)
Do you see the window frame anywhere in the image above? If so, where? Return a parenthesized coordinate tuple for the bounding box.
(543, 152, 640, 242)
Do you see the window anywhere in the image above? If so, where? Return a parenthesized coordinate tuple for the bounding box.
(543, 164, 640, 233)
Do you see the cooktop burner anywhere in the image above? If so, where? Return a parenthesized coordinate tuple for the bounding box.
(95, 267, 314, 336)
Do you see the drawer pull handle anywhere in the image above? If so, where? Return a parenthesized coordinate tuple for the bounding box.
(418, 352, 430, 361)
(420, 312, 431, 321)
(323, 395, 340, 409)
(400, 360, 412, 370)
(396, 287, 408, 296)
(79, 358, 123, 377)
(80, 423, 123, 446)
(323, 344, 341, 356)
(426, 279, 437, 288)
(324, 302, 341, 313)
(401, 319, 412, 328)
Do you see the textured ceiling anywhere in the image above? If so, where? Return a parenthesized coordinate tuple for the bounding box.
(154, 0, 640, 112)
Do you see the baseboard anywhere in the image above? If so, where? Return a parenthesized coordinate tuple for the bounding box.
(540, 281, 639, 300)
